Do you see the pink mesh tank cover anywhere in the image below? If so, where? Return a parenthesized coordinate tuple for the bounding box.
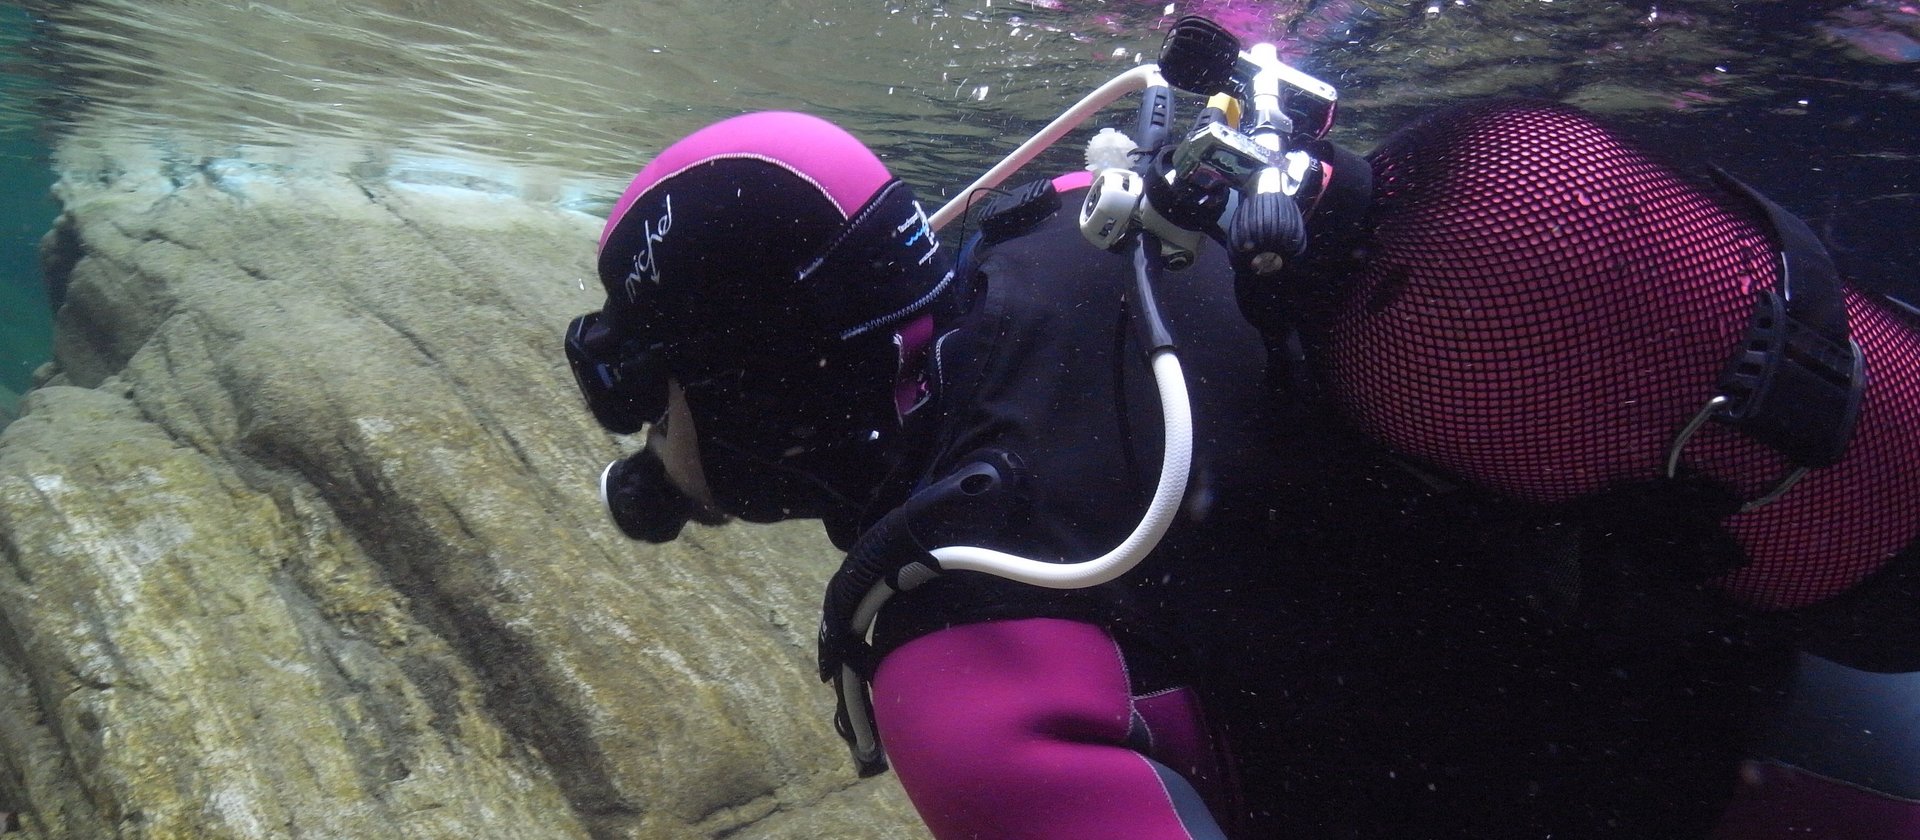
(1317, 100, 1920, 610)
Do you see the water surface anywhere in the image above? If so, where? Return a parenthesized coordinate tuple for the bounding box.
(1, 0, 1915, 400)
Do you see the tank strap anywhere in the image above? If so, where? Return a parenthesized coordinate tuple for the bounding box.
(1702, 171, 1866, 471)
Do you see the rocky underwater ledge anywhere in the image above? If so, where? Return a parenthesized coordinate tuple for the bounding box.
(0, 145, 926, 839)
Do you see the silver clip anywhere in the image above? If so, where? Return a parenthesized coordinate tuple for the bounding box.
(1666, 394, 1811, 512)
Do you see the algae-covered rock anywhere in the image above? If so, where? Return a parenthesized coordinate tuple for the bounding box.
(0, 154, 927, 839)
(0, 384, 587, 839)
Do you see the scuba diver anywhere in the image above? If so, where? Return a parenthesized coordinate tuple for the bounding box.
(564, 108, 1293, 838)
(565, 17, 1920, 840)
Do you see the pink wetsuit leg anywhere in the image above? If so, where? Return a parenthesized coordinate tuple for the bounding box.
(871, 617, 1232, 839)
(1711, 655, 1920, 838)
(1712, 761, 1920, 839)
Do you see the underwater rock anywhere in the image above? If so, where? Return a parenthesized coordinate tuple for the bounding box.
(0, 149, 927, 838)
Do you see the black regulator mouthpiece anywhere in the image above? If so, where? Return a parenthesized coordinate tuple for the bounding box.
(1159, 15, 1243, 95)
(601, 449, 699, 544)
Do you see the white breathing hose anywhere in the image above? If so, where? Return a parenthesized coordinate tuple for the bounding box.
(849, 348, 1193, 636)
(928, 64, 1166, 233)
(839, 69, 1199, 765)
(864, 62, 1194, 601)
(931, 348, 1192, 586)
(842, 347, 1194, 766)
(910, 61, 1195, 594)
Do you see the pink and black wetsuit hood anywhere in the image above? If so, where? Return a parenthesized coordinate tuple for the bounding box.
(584, 112, 955, 529)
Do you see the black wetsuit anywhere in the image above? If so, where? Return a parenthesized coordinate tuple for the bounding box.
(851, 175, 1820, 839)
(842, 166, 1908, 839)
(841, 175, 1298, 838)
(867, 177, 1294, 672)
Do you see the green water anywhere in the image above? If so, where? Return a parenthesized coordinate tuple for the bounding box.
(0, 0, 1913, 416)
(0, 136, 56, 403)
(0, 5, 56, 412)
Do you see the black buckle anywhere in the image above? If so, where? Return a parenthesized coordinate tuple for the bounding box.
(978, 178, 1062, 244)
(816, 450, 1023, 776)
(1698, 171, 1867, 476)
(1712, 288, 1865, 468)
